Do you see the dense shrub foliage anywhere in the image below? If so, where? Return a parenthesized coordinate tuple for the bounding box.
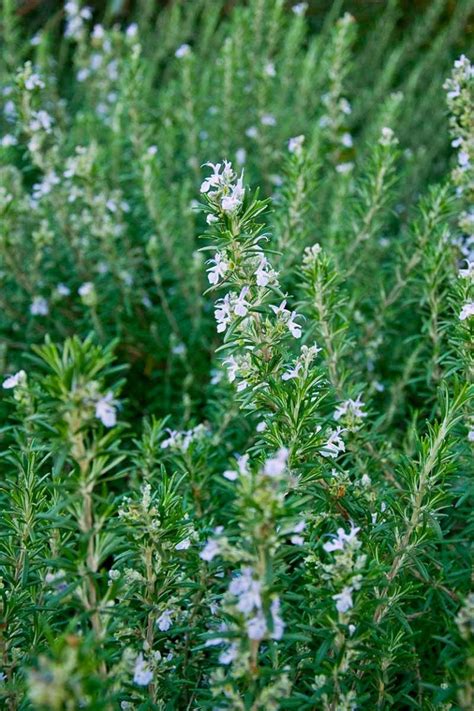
(0, 1, 473, 708)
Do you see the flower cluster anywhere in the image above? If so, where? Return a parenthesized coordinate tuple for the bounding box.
(322, 524, 365, 614)
(201, 161, 245, 217)
(160, 424, 208, 452)
(282, 343, 321, 381)
(64, 1, 92, 41)
(333, 395, 366, 427)
(445, 55, 474, 263)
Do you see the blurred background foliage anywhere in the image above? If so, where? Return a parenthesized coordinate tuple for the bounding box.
(0, 0, 472, 427)
(14, 0, 474, 35)
(11, 0, 474, 48)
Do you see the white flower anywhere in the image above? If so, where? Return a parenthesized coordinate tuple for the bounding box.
(140, 294, 152, 310)
(270, 597, 284, 639)
(56, 283, 71, 296)
(223, 468, 238, 481)
(447, 84, 461, 101)
(236, 147, 247, 165)
(341, 132, 353, 147)
(245, 126, 258, 139)
(236, 453, 250, 476)
(207, 253, 229, 285)
(221, 176, 245, 213)
(282, 362, 302, 381)
(255, 255, 277, 287)
(78, 281, 94, 297)
(293, 520, 306, 534)
(214, 293, 232, 333)
(237, 585, 262, 615)
(200, 538, 220, 562)
(234, 287, 250, 317)
(219, 643, 238, 665)
(95, 392, 117, 428)
(379, 127, 398, 147)
(340, 98, 352, 115)
(157, 609, 173, 631)
(270, 300, 302, 337)
(200, 160, 232, 193)
(172, 342, 186, 356)
(24, 73, 45, 91)
(223, 453, 249, 481)
(459, 261, 474, 279)
(175, 43, 191, 58)
(133, 653, 153, 686)
(458, 151, 470, 168)
(287, 311, 302, 338)
(206, 213, 218, 225)
(126, 23, 138, 38)
(228, 568, 262, 621)
(459, 302, 474, 320)
(223, 355, 239, 383)
(334, 395, 367, 421)
(30, 110, 54, 133)
(270, 299, 289, 317)
(281, 344, 321, 381)
(263, 447, 289, 477)
(44, 570, 67, 592)
(256, 421, 267, 433)
(201, 162, 225, 193)
(1, 134, 17, 147)
(290, 520, 305, 545)
(4, 100, 15, 118)
(229, 567, 252, 595)
(201, 161, 245, 214)
(270, 173, 283, 184)
(323, 524, 360, 553)
(76, 68, 90, 82)
(247, 613, 267, 640)
(224, 361, 246, 387)
(333, 586, 354, 613)
(454, 54, 471, 71)
(91, 23, 105, 39)
(320, 427, 346, 459)
(261, 113, 276, 126)
(288, 135, 305, 155)
(105, 198, 118, 213)
(64, 2, 92, 40)
(175, 538, 191, 550)
(32, 171, 60, 200)
(159, 424, 207, 453)
(336, 162, 354, 174)
(292, 2, 308, 15)
(30, 296, 49, 316)
(160, 429, 179, 449)
(2, 370, 26, 389)
(264, 62, 276, 77)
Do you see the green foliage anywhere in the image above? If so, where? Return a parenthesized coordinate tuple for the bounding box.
(0, 1, 473, 709)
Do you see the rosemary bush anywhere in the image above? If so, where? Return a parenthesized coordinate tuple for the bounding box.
(0, 1, 473, 708)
